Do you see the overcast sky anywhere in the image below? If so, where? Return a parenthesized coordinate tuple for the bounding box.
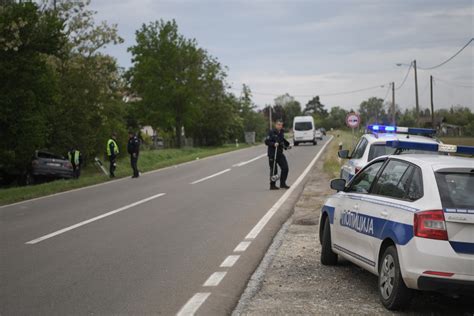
(90, 0, 473, 111)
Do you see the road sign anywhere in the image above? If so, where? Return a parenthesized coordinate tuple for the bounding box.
(346, 113, 361, 129)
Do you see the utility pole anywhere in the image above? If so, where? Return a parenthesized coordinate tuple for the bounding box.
(391, 82, 396, 125)
(430, 75, 435, 129)
(269, 106, 272, 130)
(413, 60, 420, 121)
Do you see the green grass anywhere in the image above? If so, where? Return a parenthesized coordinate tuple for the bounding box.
(0, 144, 252, 206)
(323, 130, 359, 178)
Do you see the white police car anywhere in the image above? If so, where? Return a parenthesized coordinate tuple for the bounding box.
(339, 125, 441, 181)
(320, 141, 474, 310)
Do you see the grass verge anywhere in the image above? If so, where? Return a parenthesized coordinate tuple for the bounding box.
(323, 130, 360, 178)
(0, 144, 252, 206)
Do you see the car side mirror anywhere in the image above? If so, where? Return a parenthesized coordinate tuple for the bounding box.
(338, 149, 350, 159)
(330, 178, 346, 192)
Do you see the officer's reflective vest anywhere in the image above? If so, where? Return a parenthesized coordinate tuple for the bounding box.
(68, 150, 80, 165)
(107, 139, 119, 156)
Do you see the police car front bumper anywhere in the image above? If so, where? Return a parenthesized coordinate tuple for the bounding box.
(417, 276, 474, 294)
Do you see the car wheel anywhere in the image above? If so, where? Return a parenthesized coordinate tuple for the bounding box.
(294, 142, 299, 146)
(321, 216, 338, 265)
(378, 246, 412, 310)
(313, 140, 317, 146)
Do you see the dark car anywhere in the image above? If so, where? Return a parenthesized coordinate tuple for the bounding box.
(26, 150, 74, 184)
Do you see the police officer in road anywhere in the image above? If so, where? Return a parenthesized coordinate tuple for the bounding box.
(107, 132, 119, 178)
(68, 147, 82, 179)
(265, 119, 291, 190)
(127, 131, 140, 178)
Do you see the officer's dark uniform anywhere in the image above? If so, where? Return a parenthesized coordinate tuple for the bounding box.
(265, 128, 290, 189)
(127, 134, 140, 178)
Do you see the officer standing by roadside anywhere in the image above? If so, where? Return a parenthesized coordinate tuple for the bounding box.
(106, 132, 119, 178)
(265, 119, 291, 190)
(67, 147, 82, 179)
(127, 131, 140, 178)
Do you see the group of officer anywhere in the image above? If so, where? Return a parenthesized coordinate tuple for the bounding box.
(67, 131, 141, 180)
(67, 121, 290, 188)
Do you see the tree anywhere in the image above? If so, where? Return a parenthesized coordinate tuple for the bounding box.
(358, 97, 386, 124)
(274, 93, 301, 128)
(304, 96, 328, 117)
(129, 20, 216, 147)
(0, 2, 65, 177)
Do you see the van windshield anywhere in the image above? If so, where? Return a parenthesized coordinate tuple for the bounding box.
(294, 122, 313, 131)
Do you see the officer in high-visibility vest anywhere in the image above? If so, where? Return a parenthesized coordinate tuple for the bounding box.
(68, 147, 82, 179)
(106, 133, 119, 178)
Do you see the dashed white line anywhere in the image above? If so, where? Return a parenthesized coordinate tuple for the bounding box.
(25, 193, 166, 245)
(245, 137, 333, 240)
(203, 271, 227, 287)
(190, 169, 231, 185)
(234, 241, 251, 252)
(232, 154, 266, 167)
(176, 292, 211, 316)
(220, 255, 240, 268)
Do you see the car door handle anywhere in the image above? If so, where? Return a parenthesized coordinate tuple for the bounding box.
(380, 211, 389, 218)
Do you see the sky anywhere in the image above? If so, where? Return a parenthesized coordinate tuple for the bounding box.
(89, 0, 473, 111)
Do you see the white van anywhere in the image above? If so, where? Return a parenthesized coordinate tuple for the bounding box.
(293, 116, 317, 146)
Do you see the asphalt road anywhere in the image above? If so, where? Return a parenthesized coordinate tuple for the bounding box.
(0, 137, 331, 315)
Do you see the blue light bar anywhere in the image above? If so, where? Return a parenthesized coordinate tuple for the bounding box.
(386, 140, 474, 155)
(367, 125, 436, 136)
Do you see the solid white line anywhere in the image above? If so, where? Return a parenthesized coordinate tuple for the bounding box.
(190, 169, 231, 185)
(176, 292, 211, 316)
(245, 137, 333, 240)
(220, 255, 240, 268)
(203, 271, 227, 287)
(232, 154, 266, 167)
(234, 241, 251, 252)
(25, 193, 166, 245)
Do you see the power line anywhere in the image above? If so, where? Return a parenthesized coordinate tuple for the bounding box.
(434, 77, 474, 88)
(395, 62, 413, 90)
(230, 83, 388, 98)
(381, 84, 391, 103)
(418, 38, 474, 70)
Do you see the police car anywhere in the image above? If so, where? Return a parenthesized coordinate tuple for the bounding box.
(338, 125, 442, 181)
(319, 141, 474, 310)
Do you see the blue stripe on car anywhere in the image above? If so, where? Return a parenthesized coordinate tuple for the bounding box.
(449, 241, 474, 255)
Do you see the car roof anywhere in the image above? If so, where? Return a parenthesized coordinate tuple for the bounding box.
(386, 154, 474, 170)
(293, 116, 314, 121)
(363, 133, 439, 144)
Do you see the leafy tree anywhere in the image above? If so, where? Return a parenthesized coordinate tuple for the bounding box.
(304, 96, 328, 117)
(128, 19, 210, 147)
(273, 93, 301, 128)
(0, 2, 65, 177)
(358, 97, 386, 124)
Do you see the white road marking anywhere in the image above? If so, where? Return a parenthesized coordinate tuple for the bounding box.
(25, 193, 166, 244)
(190, 169, 231, 184)
(232, 154, 266, 167)
(234, 241, 251, 252)
(176, 292, 211, 316)
(220, 255, 240, 268)
(245, 137, 333, 240)
(203, 271, 227, 287)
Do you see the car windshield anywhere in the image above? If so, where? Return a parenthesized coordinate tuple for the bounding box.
(368, 143, 439, 161)
(435, 172, 474, 209)
(294, 122, 313, 131)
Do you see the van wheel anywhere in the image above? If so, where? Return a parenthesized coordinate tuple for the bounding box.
(313, 140, 317, 146)
(321, 216, 338, 265)
(378, 246, 413, 310)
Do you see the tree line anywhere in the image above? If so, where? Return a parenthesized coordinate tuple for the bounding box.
(0, 1, 267, 180)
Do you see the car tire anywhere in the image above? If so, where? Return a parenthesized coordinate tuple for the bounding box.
(294, 142, 299, 146)
(321, 216, 338, 265)
(313, 140, 317, 146)
(378, 245, 413, 310)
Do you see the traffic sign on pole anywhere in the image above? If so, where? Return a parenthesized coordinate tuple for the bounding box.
(346, 113, 361, 129)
